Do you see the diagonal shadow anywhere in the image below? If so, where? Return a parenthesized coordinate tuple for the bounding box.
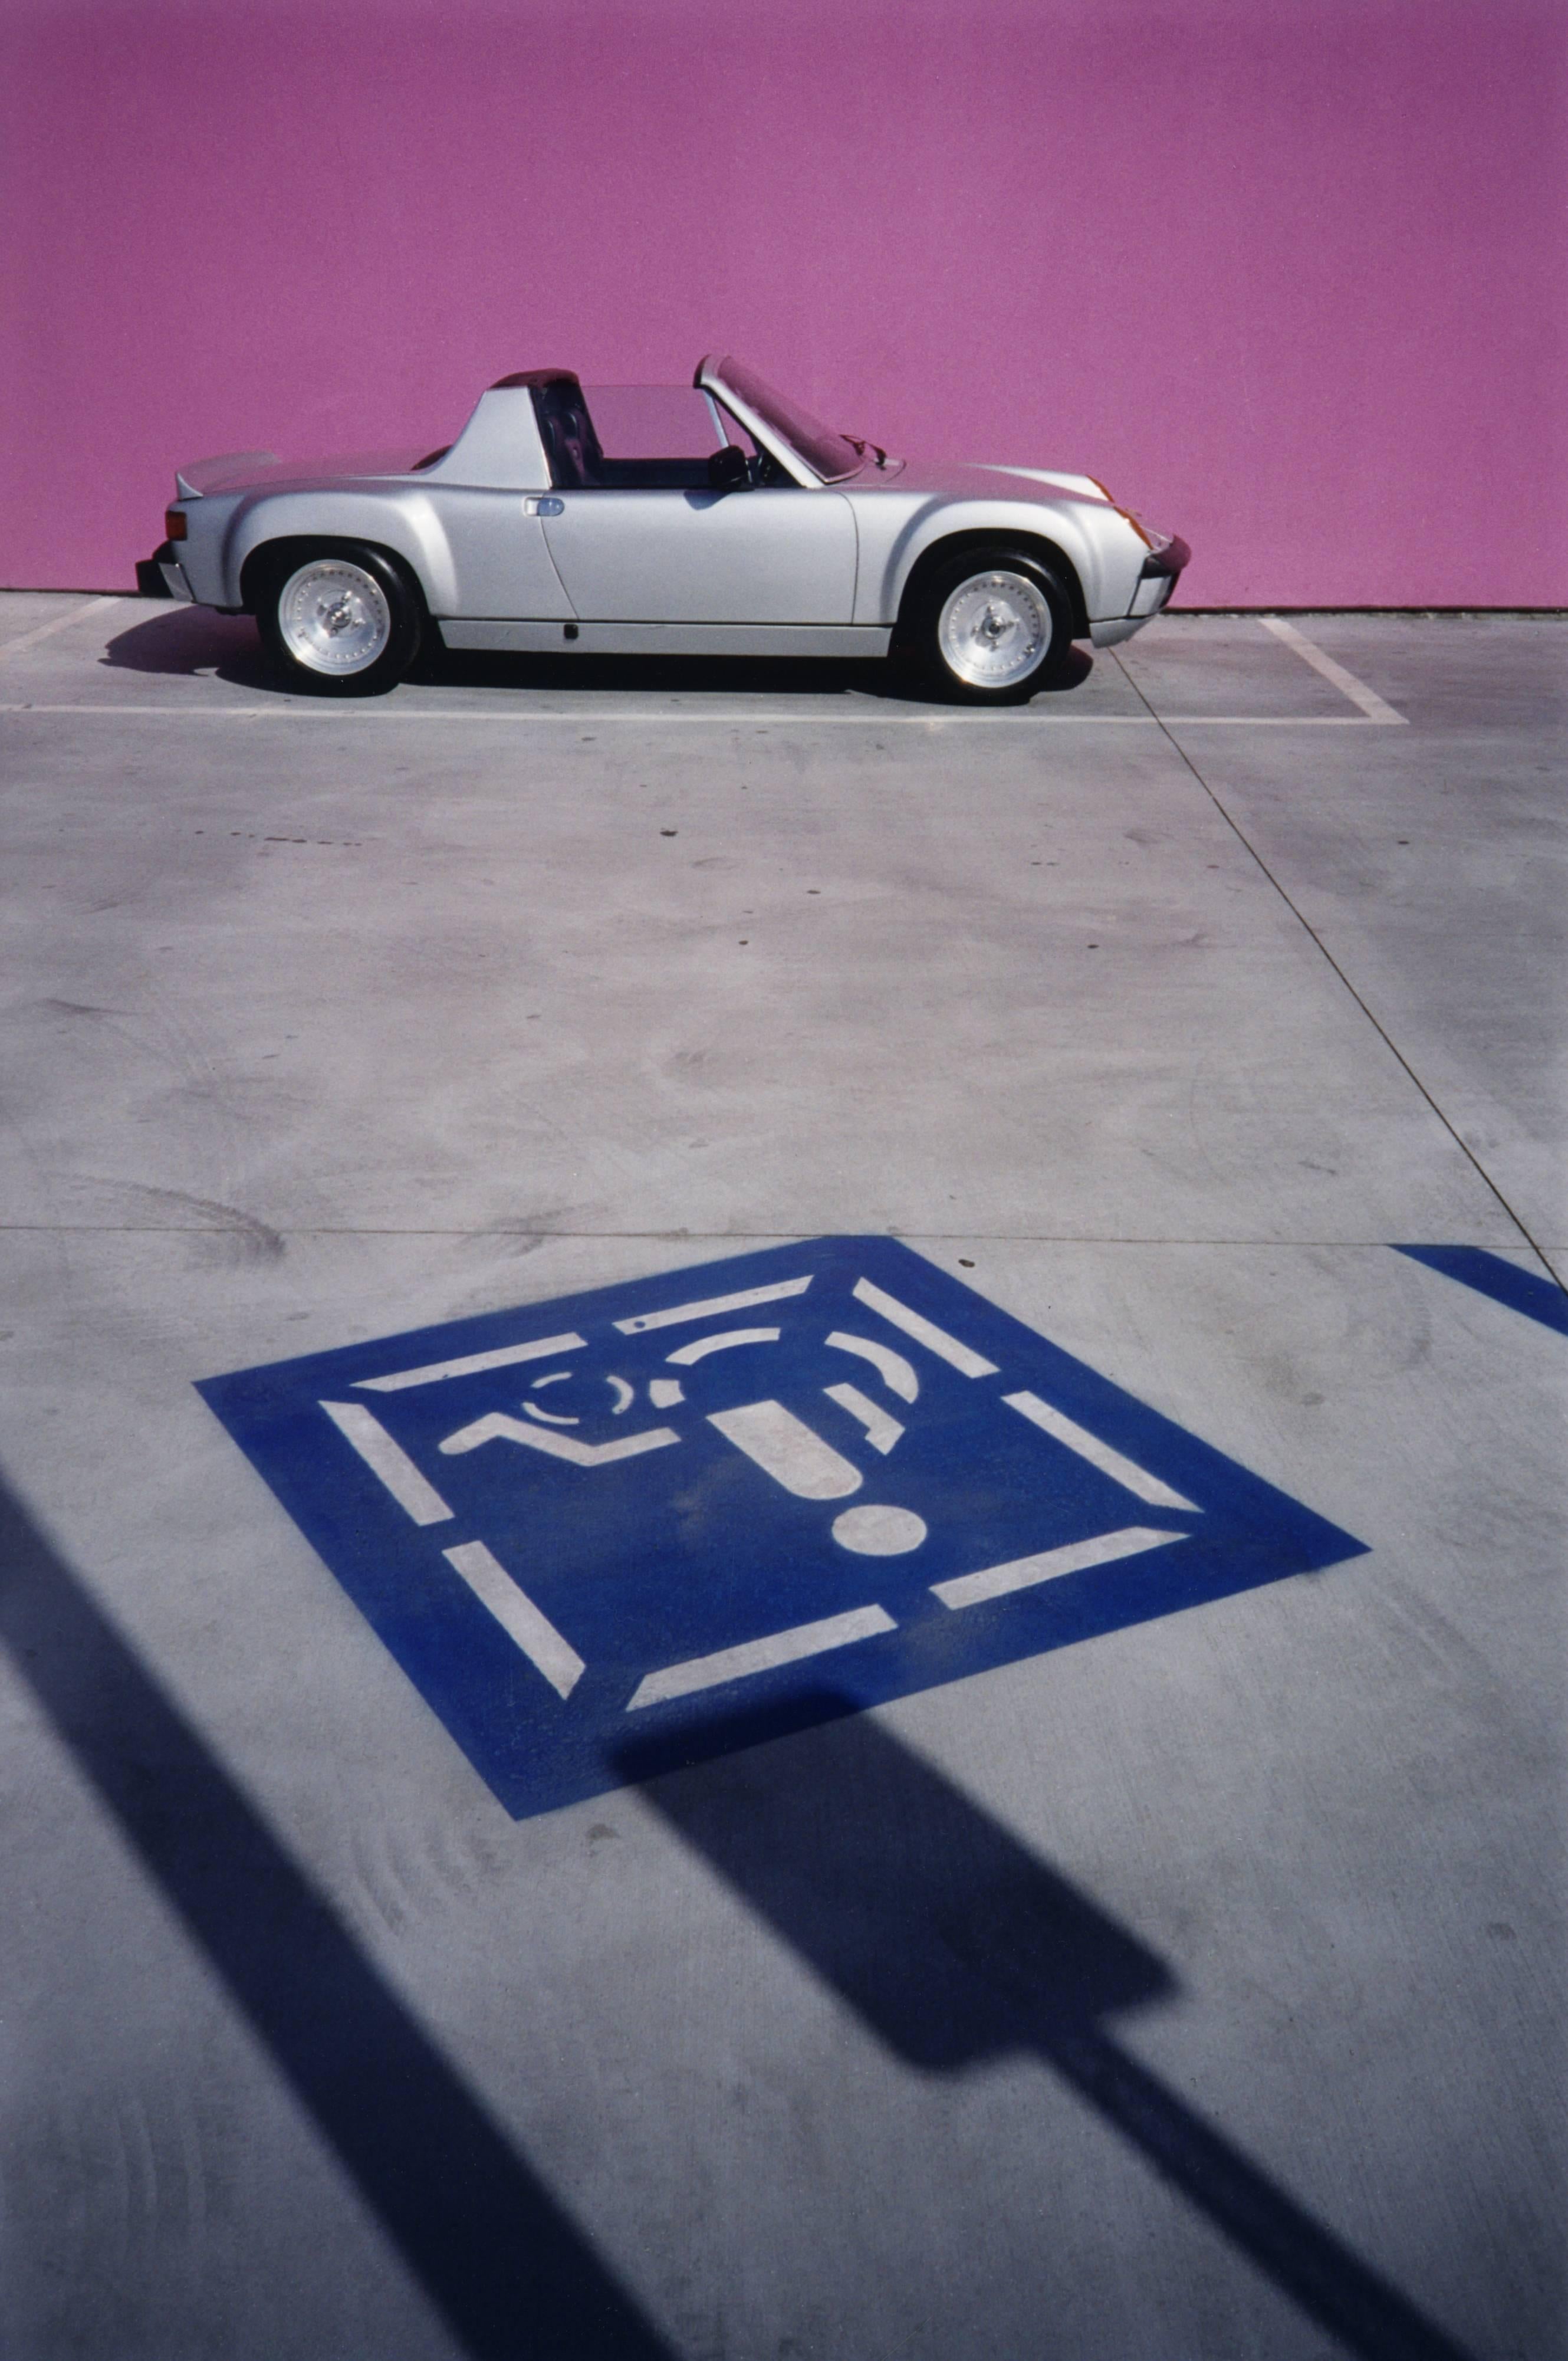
(618, 1700, 1475, 2361)
(0, 1469, 675, 2361)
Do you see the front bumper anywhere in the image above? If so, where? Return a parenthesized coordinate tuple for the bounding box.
(1090, 532, 1191, 646)
(1129, 531, 1190, 617)
(135, 542, 195, 602)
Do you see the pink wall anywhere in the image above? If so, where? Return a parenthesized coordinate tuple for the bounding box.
(3, 0, 1563, 605)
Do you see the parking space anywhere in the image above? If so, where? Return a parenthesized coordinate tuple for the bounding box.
(0, 600, 1562, 2359)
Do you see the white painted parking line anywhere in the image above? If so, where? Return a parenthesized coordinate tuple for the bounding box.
(1002, 1390, 1200, 1511)
(1159, 715, 1398, 726)
(627, 1603, 897, 1710)
(932, 1525, 1186, 1610)
(318, 1399, 455, 1525)
(1258, 615, 1408, 723)
(0, 596, 123, 659)
(0, 700, 1155, 722)
(0, 701, 1396, 725)
(442, 1541, 586, 1699)
(353, 1331, 587, 1391)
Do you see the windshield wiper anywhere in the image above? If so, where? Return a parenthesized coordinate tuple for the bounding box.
(845, 436, 891, 469)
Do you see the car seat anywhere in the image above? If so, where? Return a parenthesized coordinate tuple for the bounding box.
(531, 376, 604, 489)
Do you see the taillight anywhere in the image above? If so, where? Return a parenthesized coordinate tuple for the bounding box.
(165, 507, 187, 541)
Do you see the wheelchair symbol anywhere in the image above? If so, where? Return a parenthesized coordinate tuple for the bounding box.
(436, 1308, 932, 1556)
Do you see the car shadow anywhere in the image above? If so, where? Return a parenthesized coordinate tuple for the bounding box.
(103, 602, 274, 688)
(102, 603, 1096, 706)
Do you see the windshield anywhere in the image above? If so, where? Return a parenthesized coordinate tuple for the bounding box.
(705, 357, 865, 482)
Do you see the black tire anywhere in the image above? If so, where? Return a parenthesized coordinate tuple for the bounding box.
(255, 543, 422, 697)
(910, 546, 1076, 704)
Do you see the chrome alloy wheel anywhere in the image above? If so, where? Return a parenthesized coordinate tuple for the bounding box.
(936, 569, 1053, 689)
(277, 559, 393, 675)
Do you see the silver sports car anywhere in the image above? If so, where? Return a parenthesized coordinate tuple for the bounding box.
(143, 356, 1188, 701)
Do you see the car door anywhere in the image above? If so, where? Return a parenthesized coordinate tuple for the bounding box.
(539, 485, 857, 624)
(422, 484, 576, 620)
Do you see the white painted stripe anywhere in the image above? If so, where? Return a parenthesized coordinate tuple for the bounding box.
(1257, 615, 1408, 723)
(1162, 714, 1395, 725)
(932, 1524, 1185, 1609)
(823, 1380, 904, 1454)
(1002, 1390, 1200, 1511)
(851, 1278, 998, 1377)
(353, 1331, 586, 1390)
(0, 700, 1392, 727)
(443, 1541, 585, 1698)
(666, 1325, 780, 1364)
(707, 1400, 862, 1499)
(614, 1275, 812, 1333)
(0, 701, 1152, 723)
(627, 1603, 896, 1709)
(0, 596, 122, 659)
(824, 1329, 920, 1403)
(319, 1399, 453, 1525)
(438, 1410, 679, 1466)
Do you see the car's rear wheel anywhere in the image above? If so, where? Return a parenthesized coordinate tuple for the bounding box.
(913, 549, 1074, 703)
(258, 544, 421, 695)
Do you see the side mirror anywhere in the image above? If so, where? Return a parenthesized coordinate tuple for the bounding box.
(707, 444, 750, 492)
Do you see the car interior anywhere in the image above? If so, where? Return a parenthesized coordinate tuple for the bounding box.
(525, 372, 781, 491)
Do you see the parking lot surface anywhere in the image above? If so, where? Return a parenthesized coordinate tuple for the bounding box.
(0, 598, 1562, 2359)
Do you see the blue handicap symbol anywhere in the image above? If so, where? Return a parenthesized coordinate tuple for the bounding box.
(197, 1238, 1366, 1817)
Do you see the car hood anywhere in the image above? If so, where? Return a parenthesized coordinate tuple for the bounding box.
(853, 458, 1114, 507)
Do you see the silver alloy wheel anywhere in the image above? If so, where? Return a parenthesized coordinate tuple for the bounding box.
(277, 559, 393, 675)
(936, 569, 1052, 689)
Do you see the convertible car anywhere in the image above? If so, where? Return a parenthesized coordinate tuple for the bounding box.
(142, 356, 1188, 701)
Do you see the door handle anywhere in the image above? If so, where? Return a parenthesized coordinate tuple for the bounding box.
(522, 496, 565, 517)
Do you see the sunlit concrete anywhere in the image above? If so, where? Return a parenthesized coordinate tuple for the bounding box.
(0, 601, 1562, 2360)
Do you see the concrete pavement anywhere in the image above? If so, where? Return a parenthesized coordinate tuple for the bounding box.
(0, 597, 1562, 2359)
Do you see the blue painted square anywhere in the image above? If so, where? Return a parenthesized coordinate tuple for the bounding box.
(197, 1239, 1366, 1817)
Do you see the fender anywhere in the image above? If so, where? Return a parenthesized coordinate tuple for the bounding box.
(868, 497, 1122, 634)
(225, 488, 457, 615)
(893, 519, 1092, 640)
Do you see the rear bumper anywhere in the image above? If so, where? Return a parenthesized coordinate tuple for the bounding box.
(135, 543, 195, 603)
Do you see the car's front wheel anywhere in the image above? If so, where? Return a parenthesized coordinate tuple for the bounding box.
(257, 545, 422, 695)
(913, 549, 1074, 703)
